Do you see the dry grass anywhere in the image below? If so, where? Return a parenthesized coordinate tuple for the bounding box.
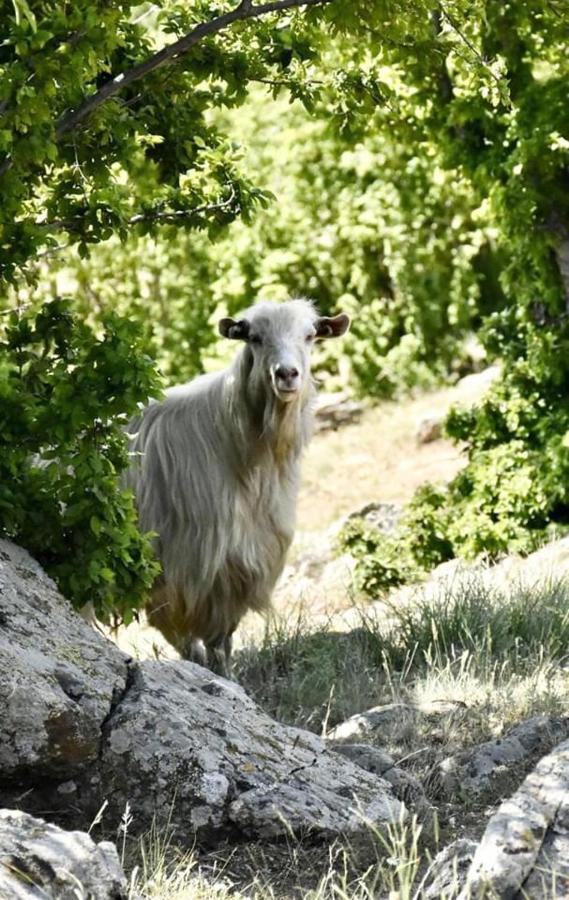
(112, 371, 569, 899)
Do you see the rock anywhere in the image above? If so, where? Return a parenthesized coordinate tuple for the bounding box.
(0, 540, 127, 783)
(455, 364, 500, 397)
(99, 660, 403, 843)
(330, 743, 396, 776)
(422, 839, 477, 899)
(314, 392, 363, 432)
(458, 737, 569, 898)
(0, 539, 403, 846)
(327, 701, 459, 743)
(0, 808, 127, 900)
(275, 525, 357, 618)
(415, 412, 444, 444)
(439, 715, 569, 797)
(331, 743, 430, 815)
(344, 501, 403, 536)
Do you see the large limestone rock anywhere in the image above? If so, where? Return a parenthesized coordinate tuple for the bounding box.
(0, 541, 127, 783)
(0, 540, 403, 845)
(458, 737, 569, 899)
(439, 715, 569, 797)
(423, 739, 569, 899)
(0, 809, 127, 900)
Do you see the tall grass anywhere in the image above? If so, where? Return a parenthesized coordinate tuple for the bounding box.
(128, 575, 569, 900)
(236, 575, 569, 735)
(378, 575, 569, 670)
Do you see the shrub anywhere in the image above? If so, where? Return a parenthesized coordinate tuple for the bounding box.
(0, 299, 161, 621)
(338, 519, 420, 596)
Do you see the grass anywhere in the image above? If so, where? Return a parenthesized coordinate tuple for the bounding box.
(122, 572, 569, 899)
(128, 812, 440, 900)
(236, 573, 569, 738)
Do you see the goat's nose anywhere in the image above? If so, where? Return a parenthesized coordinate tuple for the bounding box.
(275, 364, 299, 380)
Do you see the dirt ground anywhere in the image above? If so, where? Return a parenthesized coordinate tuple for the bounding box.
(297, 367, 498, 531)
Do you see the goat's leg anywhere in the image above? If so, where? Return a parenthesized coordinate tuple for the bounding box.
(180, 636, 207, 667)
(205, 630, 235, 679)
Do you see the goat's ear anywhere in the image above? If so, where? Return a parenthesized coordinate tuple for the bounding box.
(314, 313, 350, 339)
(218, 317, 250, 341)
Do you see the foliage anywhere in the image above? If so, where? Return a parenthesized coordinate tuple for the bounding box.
(338, 0, 569, 560)
(188, 90, 498, 397)
(388, 1, 569, 559)
(0, 0, 387, 608)
(338, 519, 419, 596)
(0, 299, 161, 619)
(2, 0, 569, 606)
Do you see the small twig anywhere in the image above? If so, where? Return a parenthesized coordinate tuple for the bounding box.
(440, 6, 509, 100)
(127, 189, 237, 224)
(29, 187, 237, 233)
(251, 75, 324, 88)
(0, 302, 33, 316)
(388, 746, 430, 772)
(131, 4, 159, 26)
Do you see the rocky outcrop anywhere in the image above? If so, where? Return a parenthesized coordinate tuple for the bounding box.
(422, 839, 477, 900)
(421, 739, 569, 899)
(327, 700, 459, 743)
(0, 809, 127, 900)
(314, 392, 363, 432)
(0, 542, 126, 784)
(0, 540, 403, 846)
(439, 715, 569, 797)
(458, 737, 569, 899)
(330, 742, 430, 816)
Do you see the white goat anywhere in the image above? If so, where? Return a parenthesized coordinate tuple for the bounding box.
(126, 299, 349, 674)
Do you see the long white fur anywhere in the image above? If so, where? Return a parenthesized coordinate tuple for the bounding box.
(126, 300, 323, 667)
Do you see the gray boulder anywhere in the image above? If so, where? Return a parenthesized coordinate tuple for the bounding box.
(0, 541, 126, 785)
(330, 743, 430, 815)
(314, 392, 363, 432)
(421, 839, 477, 899)
(0, 539, 403, 845)
(458, 737, 569, 898)
(415, 413, 444, 444)
(439, 715, 569, 797)
(344, 501, 402, 536)
(327, 700, 459, 743)
(0, 808, 127, 900)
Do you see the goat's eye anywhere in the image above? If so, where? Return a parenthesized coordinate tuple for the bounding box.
(305, 333, 315, 343)
(249, 334, 262, 345)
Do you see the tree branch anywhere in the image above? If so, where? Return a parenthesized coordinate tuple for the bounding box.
(32, 189, 238, 233)
(54, 0, 333, 139)
(0, 0, 332, 179)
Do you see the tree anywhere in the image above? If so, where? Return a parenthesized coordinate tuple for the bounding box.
(338, 1, 569, 565)
(0, 0, 372, 613)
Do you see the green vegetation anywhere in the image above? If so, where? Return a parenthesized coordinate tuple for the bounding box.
(237, 574, 569, 734)
(0, 299, 160, 620)
(1, 1, 568, 609)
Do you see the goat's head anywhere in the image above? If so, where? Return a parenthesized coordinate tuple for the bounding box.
(219, 300, 350, 403)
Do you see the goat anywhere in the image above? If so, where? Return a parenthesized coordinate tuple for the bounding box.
(126, 299, 350, 675)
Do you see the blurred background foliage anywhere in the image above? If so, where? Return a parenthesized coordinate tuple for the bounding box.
(1, 0, 568, 613)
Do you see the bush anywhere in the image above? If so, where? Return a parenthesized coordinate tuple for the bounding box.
(338, 519, 420, 596)
(0, 299, 161, 621)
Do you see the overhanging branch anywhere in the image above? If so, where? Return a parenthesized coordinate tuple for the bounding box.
(0, 0, 332, 179)
(33, 189, 238, 233)
(56, 0, 333, 138)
